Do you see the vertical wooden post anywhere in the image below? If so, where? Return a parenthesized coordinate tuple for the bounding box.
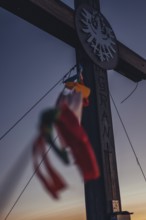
(75, 1, 121, 219)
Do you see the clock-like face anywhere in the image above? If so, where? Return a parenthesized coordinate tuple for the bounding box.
(75, 4, 118, 70)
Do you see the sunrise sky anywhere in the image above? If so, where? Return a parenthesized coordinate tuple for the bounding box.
(0, 0, 146, 220)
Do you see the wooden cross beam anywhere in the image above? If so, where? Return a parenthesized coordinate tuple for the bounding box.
(1, 1, 146, 220)
(1, 0, 146, 81)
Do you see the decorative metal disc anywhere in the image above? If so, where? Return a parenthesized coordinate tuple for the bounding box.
(75, 4, 118, 70)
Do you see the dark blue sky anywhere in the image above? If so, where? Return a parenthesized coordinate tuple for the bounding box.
(0, 1, 146, 220)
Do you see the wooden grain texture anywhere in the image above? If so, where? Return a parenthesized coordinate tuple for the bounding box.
(1, 0, 146, 81)
(0, 1, 135, 219)
(29, 0, 146, 80)
(30, 0, 74, 28)
(75, 1, 121, 220)
(0, 0, 146, 82)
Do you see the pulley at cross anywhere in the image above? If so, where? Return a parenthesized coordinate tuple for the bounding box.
(1, 0, 146, 220)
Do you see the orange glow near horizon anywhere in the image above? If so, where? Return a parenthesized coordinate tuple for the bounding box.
(5, 205, 86, 220)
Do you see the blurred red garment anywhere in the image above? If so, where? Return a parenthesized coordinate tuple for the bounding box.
(33, 91, 100, 199)
(33, 135, 67, 199)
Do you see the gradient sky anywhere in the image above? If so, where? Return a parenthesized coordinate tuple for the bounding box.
(0, 0, 146, 220)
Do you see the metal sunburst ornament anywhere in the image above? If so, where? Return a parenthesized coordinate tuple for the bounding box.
(75, 4, 118, 70)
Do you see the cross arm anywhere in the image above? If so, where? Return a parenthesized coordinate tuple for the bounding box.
(1, 0, 146, 82)
(116, 42, 146, 82)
